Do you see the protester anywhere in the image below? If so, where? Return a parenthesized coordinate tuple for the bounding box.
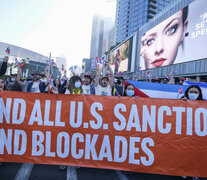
(7, 73, 22, 91)
(82, 74, 95, 95)
(123, 83, 135, 97)
(183, 85, 203, 100)
(26, 67, 49, 93)
(40, 72, 47, 83)
(181, 85, 202, 180)
(53, 78, 67, 94)
(0, 77, 7, 91)
(64, 75, 82, 94)
(95, 61, 114, 96)
(112, 76, 125, 96)
(0, 56, 9, 76)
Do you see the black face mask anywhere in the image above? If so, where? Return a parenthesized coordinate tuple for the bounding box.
(117, 79, 121, 84)
(41, 74, 45, 78)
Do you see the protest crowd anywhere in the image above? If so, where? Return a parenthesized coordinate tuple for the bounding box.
(0, 56, 205, 101)
(0, 55, 206, 180)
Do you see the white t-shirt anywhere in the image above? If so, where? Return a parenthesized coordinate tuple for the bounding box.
(82, 84, 90, 95)
(64, 89, 70, 94)
(31, 82, 40, 93)
(95, 84, 112, 96)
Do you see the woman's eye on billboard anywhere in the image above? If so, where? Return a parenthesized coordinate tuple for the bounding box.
(166, 24, 178, 35)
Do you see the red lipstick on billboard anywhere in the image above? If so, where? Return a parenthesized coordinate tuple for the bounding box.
(152, 58, 166, 67)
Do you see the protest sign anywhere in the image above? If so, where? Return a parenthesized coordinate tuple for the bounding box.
(0, 91, 207, 177)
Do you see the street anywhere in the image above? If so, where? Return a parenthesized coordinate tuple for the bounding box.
(0, 162, 206, 180)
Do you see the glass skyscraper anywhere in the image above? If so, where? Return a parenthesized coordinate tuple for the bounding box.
(115, 0, 171, 43)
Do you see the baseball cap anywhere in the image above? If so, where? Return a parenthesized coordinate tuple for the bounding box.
(84, 74, 92, 79)
(101, 76, 109, 81)
(32, 71, 41, 76)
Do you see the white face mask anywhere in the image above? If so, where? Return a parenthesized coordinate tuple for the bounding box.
(11, 78, 15, 82)
(126, 90, 134, 97)
(188, 93, 199, 100)
(75, 82, 81, 88)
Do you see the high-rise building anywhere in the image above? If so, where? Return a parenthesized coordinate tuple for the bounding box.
(90, 15, 103, 59)
(90, 15, 115, 59)
(115, 0, 171, 43)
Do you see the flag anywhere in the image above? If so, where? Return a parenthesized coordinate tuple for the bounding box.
(96, 57, 102, 64)
(69, 66, 73, 72)
(126, 80, 192, 100)
(91, 62, 97, 68)
(112, 87, 119, 96)
(106, 72, 110, 77)
(99, 59, 102, 64)
(48, 75, 53, 93)
(116, 72, 123, 75)
(15, 58, 19, 65)
(19, 60, 25, 67)
(178, 87, 183, 94)
(50, 59, 56, 66)
(5, 47, 10, 54)
(146, 71, 150, 78)
(177, 86, 184, 99)
(180, 77, 185, 81)
(114, 61, 120, 68)
(61, 64, 64, 71)
(137, 66, 141, 72)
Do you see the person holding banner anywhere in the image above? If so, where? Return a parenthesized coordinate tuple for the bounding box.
(53, 78, 67, 94)
(82, 74, 95, 95)
(7, 73, 22, 91)
(0, 56, 9, 76)
(64, 75, 83, 94)
(184, 85, 203, 100)
(95, 61, 114, 96)
(123, 83, 135, 97)
(112, 76, 125, 96)
(26, 67, 49, 93)
(181, 84, 203, 180)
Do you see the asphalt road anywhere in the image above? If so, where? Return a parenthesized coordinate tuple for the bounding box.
(0, 162, 206, 180)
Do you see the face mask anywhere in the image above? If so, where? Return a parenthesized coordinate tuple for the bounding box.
(188, 93, 199, 100)
(126, 90, 134, 97)
(75, 82, 81, 88)
(117, 79, 121, 84)
(11, 78, 15, 82)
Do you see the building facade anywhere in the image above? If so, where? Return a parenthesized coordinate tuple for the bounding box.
(115, 0, 171, 43)
(0, 41, 60, 78)
(90, 15, 115, 59)
(135, 0, 207, 82)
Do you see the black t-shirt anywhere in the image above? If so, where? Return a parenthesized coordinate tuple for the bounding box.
(8, 82, 22, 91)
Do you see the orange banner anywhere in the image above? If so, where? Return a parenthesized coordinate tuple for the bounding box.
(0, 91, 207, 177)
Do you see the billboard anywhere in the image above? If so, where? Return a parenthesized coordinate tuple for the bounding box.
(109, 38, 132, 73)
(139, 0, 207, 70)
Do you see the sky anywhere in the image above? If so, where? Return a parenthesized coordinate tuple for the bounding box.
(0, 0, 116, 69)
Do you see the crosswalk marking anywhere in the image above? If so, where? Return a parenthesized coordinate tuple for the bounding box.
(66, 166, 77, 180)
(14, 163, 34, 180)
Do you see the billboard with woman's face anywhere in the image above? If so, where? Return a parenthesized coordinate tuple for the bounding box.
(140, 0, 207, 70)
(109, 38, 132, 73)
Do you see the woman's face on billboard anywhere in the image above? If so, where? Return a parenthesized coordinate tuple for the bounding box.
(141, 10, 188, 69)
